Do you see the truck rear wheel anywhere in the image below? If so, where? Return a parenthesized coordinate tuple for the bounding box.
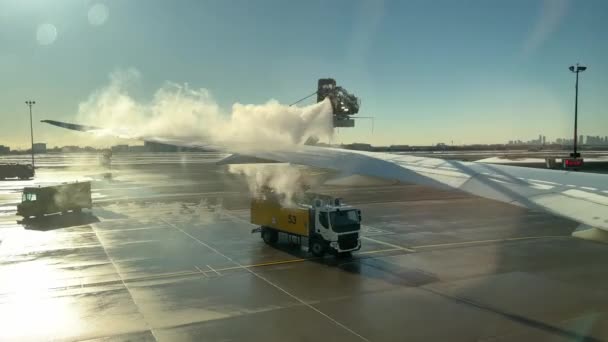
(310, 239, 325, 257)
(262, 228, 278, 245)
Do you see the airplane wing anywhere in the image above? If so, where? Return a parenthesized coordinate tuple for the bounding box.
(42, 120, 608, 234)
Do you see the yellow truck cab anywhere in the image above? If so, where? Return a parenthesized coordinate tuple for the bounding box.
(17, 182, 92, 218)
(251, 191, 362, 257)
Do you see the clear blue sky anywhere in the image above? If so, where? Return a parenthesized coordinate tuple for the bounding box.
(1, 0, 607, 148)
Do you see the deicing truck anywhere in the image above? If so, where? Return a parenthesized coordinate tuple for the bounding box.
(251, 192, 362, 257)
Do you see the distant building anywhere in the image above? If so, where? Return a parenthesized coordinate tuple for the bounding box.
(129, 145, 148, 153)
(32, 143, 47, 153)
(388, 145, 411, 151)
(585, 135, 608, 145)
(0, 145, 9, 154)
(111, 145, 129, 153)
(542, 136, 546, 145)
(579, 135, 584, 145)
(557, 137, 573, 145)
(144, 141, 178, 152)
(343, 143, 372, 151)
(61, 145, 80, 153)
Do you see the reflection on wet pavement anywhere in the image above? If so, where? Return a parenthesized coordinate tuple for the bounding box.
(1, 153, 608, 341)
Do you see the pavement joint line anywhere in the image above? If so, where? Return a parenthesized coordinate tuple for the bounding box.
(90, 223, 161, 342)
(0, 248, 408, 299)
(361, 236, 416, 253)
(422, 286, 602, 342)
(221, 210, 254, 226)
(357, 247, 402, 255)
(246, 258, 310, 267)
(160, 218, 370, 342)
(413, 235, 569, 249)
(94, 191, 243, 204)
(123, 270, 199, 282)
(204, 248, 404, 273)
(194, 265, 206, 277)
(96, 226, 168, 232)
(206, 264, 221, 276)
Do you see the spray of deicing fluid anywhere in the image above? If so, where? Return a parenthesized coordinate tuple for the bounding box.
(77, 69, 334, 151)
(76, 69, 334, 202)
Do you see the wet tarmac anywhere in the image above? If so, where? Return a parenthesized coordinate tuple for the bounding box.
(1, 153, 608, 341)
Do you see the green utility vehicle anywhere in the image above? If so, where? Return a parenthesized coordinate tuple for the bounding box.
(0, 164, 34, 180)
(17, 182, 92, 218)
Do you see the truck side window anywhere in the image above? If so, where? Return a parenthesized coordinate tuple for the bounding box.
(23, 193, 36, 201)
(348, 210, 359, 222)
(319, 212, 329, 229)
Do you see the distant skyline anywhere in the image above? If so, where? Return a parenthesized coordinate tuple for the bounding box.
(507, 134, 608, 146)
(4, 131, 608, 152)
(1, 0, 607, 148)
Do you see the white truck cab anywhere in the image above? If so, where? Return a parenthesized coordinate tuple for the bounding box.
(307, 197, 362, 256)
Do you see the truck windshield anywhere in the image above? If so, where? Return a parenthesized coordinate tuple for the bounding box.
(22, 193, 36, 202)
(330, 210, 359, 232)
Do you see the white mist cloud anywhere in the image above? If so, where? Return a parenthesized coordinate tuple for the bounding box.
(75, 69, 334, 201)
(228, 164, 312, 206)
(76, 69, 334, 151)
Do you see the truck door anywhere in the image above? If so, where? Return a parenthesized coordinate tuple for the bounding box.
(17, 191, 39, 217)
(314, 210, 333, 241)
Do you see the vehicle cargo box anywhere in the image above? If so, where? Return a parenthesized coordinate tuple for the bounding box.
(251, 198, 310, 237)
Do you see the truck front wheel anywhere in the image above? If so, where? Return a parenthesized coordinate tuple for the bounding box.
(310, 239, 325, 257)
(262, 228, 278, 245)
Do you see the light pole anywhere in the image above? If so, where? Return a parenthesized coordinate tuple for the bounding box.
(25, 100, 36, 171)
(569, 64, 587, 158)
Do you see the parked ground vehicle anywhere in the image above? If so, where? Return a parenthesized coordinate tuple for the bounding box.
(0, 164, 34, 180)
(251, 191, 362, 257)
(17, 182, 92, 218)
